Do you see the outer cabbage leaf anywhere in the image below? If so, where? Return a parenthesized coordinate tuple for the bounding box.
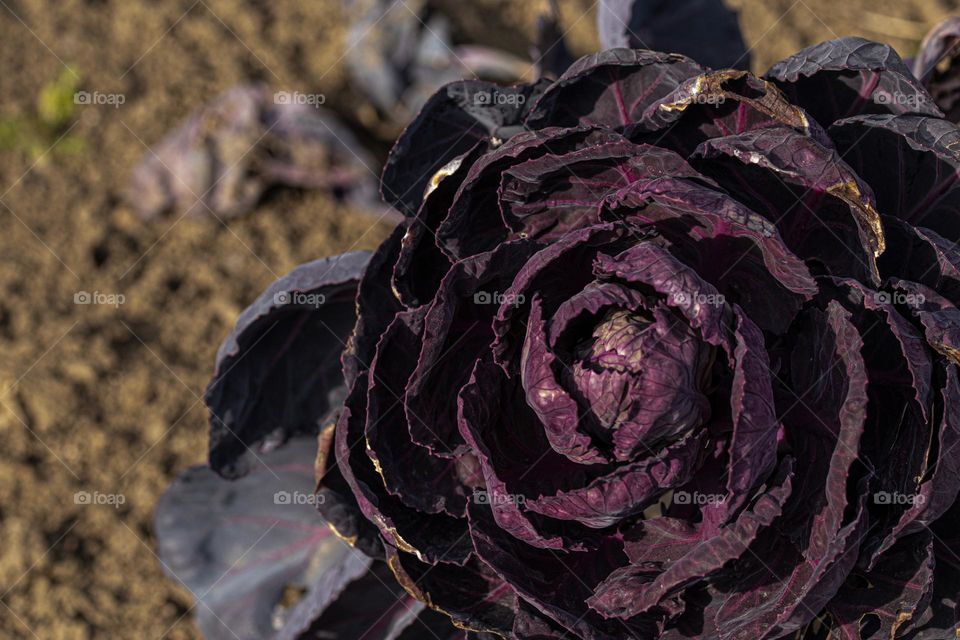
(435, 127, 606, 257)
(630, 70, 832, 156)
(385, 545, 520, 636)
(333, 372, 473, 565)
(765, 38, 942, 127)
(364, 308, 470, 515)
(691, 126, 884, 285)
(381, 79, 550, 216)
(825, 534, 936, 640)
(829, 114, 960, 242)
(469, 502, 653, 640)
(155, 437, 369, 639)
(206, 251, 370, 479)
(524, 48, 703, 130)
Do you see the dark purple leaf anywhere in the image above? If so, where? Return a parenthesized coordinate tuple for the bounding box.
(881, 216, 960, 307)
(315, 423, 385, 559)
(722, 302, 872, 638)
(364, 308, 469, 515)
(469, 501, 654, 640)
(384, 545, 519, 636)
(437, 126, 626, 259)
(604, 172, 818, 332)
(206, 251, 370, 479)
(346, 226, 405, 389)
(524, 48, 703, 130)
(826, 534, 935, 639)
(491, 224, 636, 372)
(692, 126, 885, 285)
(333, 372, 473, 565)
(406, 241, 541, 457)
(382, 79, 550, 216)
(765, 38, 942, 127)
(829, 114, 960, 243)
(391, 144, 483, 307)
(586, 458, 794, 619)
(629, 70, 833, 156)
(458, 358, 608, 550)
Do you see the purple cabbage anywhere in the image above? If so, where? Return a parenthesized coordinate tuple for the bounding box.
(157, 12, 960, 640)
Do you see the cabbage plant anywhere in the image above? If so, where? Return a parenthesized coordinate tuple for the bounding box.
(157, 6, 960, 640)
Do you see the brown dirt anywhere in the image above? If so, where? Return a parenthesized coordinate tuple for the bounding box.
(0, 1, 955, 638)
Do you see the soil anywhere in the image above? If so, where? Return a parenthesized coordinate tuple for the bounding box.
(0, 0, 956, 638)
